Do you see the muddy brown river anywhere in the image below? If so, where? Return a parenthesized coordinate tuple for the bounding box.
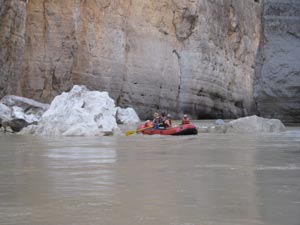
(0, 124, 300, 225)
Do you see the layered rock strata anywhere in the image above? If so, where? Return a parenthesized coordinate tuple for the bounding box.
(255, 0, 300, 124)
(0, 0, 27, 98)
(1, 0, 262, 120)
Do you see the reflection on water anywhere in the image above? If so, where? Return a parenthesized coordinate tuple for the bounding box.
(0, 126, 300, 225)
(46, 147, 116, 163)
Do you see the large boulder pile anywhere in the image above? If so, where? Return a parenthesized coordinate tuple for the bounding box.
(22, 85, 119, 136)
(0, 85, 140, 135)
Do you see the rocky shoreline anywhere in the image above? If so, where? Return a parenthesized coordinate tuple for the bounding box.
(0, 85, 286, 136)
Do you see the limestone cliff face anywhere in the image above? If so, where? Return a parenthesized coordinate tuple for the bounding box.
(0, 0, 27, 98)
(1, 0, 262, 119)
(255, 0, 300, 124)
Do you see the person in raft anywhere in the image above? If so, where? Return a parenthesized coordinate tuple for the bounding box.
(144, 120, 153, 128)
(161, 112, 167, 123)
(152, 112, 164, 129)
(181, 114, 190, 125)
(164, 114, 172, 128)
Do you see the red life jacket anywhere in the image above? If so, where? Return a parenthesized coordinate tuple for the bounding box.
(181, 118, 190, 124)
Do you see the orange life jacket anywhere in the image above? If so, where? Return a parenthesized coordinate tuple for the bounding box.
(145, 120, 153, 128)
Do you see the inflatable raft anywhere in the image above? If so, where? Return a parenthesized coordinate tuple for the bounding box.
(137, 123, 198, 135)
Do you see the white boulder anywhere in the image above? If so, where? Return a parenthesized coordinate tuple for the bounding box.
(199, 115, 286, 134)
(0, 103, 12, 121)
(22, 85, 119, 136)
(215, 119, 226, 126)
(116, 107, 140, 124)
(226, 115, 285, 133)
(1, 95, 49, 111)
(0, 95, 49, 123)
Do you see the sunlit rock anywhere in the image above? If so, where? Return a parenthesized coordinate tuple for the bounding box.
(1, 95, 49, 111)
(0, 95, 49, 123)
(226, 115, 285, 133)
(0, 95, 49, 132)
(215, 119, 226, 126)
(116, 107, 140, 124)
(200, 116, 285, 133)
(0, 103, 12, 121)
(22, 85, 119, 136)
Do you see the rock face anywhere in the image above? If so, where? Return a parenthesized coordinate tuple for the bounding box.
(5, 0, 297, 122)
(0, 0, 27, 98)
(255, 0, 300, 123)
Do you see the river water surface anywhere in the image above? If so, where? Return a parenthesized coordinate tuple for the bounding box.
(0, 123, 300, 225)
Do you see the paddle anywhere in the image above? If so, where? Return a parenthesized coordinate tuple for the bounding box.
(125, 125, 153, 136)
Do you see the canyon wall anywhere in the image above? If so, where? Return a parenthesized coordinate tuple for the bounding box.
(0, 0, 27, 98)
(255, 0, 300, 124)
(1, 0, 262, 119)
